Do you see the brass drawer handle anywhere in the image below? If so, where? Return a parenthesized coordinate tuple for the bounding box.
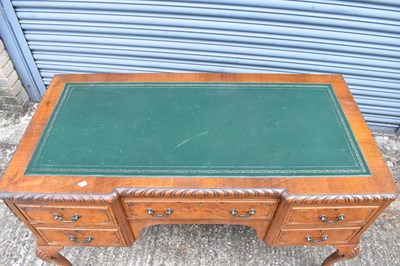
(53, 213, 81, 223)
(146, 208, 173, 217)
(230, 209, 256, 218)
(319, 214, 345, 223)
(69, 235, 93, 244)
(305, 235, 328, 243)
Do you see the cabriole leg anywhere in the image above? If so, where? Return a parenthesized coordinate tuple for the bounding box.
(321, 244, 360, 266)
(35, 246, 72, 266)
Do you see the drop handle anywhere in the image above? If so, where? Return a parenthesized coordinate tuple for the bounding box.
(319, 214, 345, 223)
(230, 209, 256, 218)
(53, 213, 81, 223)
(146, 208, 173, 217)
(69, 235, 93, 244)
(305, 235, 328, 243)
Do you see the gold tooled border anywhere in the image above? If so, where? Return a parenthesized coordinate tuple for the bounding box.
(27, 83, 369, 176)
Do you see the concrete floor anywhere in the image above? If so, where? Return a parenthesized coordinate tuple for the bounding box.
(0, 103, 399, 266)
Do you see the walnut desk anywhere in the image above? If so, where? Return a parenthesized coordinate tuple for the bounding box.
(1, 74, 398, 266)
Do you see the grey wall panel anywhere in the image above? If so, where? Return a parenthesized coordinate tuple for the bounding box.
(10, 0, 400, 132)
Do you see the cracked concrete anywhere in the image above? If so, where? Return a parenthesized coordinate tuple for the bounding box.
(0, 104, 399, 266)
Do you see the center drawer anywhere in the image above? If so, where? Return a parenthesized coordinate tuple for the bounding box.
(123, 200, 279, 219)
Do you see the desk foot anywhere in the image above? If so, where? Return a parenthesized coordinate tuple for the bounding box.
(36, 246, 72, 266)
(321, 245, 360, 266)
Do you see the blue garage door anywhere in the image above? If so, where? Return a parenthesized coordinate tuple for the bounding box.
(3, 0, 400, 133)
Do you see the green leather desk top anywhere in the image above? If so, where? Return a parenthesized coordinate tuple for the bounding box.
(26, 82, 370, 177)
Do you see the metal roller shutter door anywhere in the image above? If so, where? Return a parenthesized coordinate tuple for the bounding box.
(10, 0, 400, 133)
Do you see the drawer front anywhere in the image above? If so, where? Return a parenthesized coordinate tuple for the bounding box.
(124, 200, 279, 219)
(275, 228, 360, 245)
(17, 204, 116, 226)
(36, 227, 124, 246)
(285, 206, 379, 226)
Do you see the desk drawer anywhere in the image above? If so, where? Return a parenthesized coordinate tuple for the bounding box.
(275, 227, 360, 245)
(285, 206, 379, 226)
(124, 200, 278, 219)
(17, 204, 116, 226)
(36, 227, 124, 246)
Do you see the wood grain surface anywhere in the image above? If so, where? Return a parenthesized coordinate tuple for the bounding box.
(1, 73, 397, 197)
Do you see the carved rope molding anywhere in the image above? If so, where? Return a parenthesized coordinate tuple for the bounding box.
(117, 187, 285, 198)
(0, 192, 116, 203)
(0, 188, 285, 203)
(284, 194, 397, 204)
(0, 189, 396, 203)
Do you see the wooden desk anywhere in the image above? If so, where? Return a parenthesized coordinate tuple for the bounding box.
(1, 73, 398, 266)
